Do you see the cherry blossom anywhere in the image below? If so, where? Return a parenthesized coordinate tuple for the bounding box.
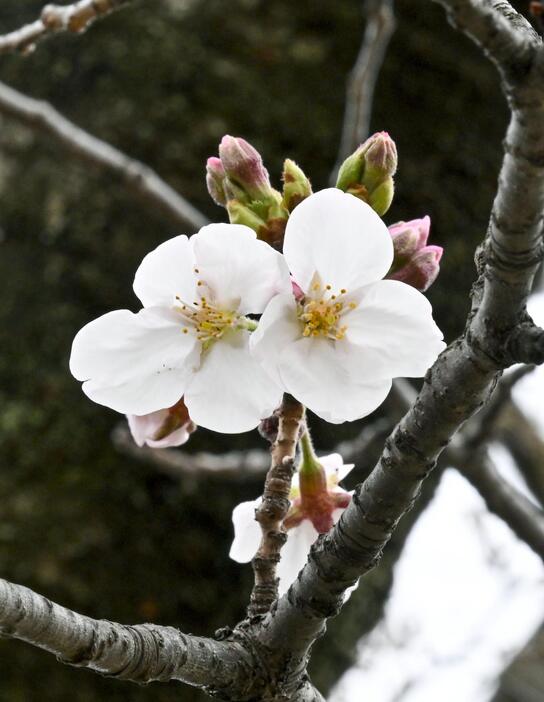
(250, 188, 446, 423)
(230, 453, 353, 596)
(70, 224, 290, 433)
(127, 397, 196, 449)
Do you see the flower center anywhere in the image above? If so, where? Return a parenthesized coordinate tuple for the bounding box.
(176, 296, 239, 342)
(175, 271, 256, 346)
(298, 277, 357, 341)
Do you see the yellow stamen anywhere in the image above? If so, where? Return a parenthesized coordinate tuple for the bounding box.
(298, 283, 356, 341)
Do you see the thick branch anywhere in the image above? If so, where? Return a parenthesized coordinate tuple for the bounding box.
(0, 0, 131, 55)
(0, 577, 251, 694)
(0, 80, 208, 231)
(331, 0, 395, 182)
(255, 0, 544, 666)
(432, 0, 540, 75)
(249, 395, 305, 617)
(456, 449, 544, 560)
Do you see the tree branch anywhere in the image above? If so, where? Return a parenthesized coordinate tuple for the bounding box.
(432, 0, 540, 73)
(456, 448, 544, 560)
(249, 395, 305, 617)
(0, 80, 208, 231)
(497, 401, 544, 506)
(252, 0, 544, 671)
(331, 0, 395, 182)
(0, 577, 252, 695)
(0, 0, 131, 55)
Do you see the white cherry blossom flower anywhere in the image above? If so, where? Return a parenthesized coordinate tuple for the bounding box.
(251, 188, 446, 423)
(70, 224, 291, 433)
(230, 453, 353, 596)
(127, 397, 196, 448)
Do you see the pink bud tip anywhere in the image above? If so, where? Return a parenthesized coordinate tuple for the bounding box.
(218, 135, 272, 200)
(389, 216, 432, 258)
(206, 157, 227, 206)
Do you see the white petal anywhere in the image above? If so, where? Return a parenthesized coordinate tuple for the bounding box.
(275, 336, 392, 423)
(133, 235, 197, 308)
(184, 330, 283, 433)
(283, 189, 393, 293)
(229, 498, 262, 563)
(70, 307, 199, 415)
(320, 453, 355, 484)
(277, 520, 318, 596)
(250, 293, 301, 389)
(345, 279, 446, 379)
(191, 223, 291, 314)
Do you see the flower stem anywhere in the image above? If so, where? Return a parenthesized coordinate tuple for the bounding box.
(249, 395, 305, 617)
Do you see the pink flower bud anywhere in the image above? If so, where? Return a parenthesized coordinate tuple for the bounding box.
(127, 398, 196, 449)
(389, 245, 443, 292)
(389, 216, 431, 259)
(218, 135, 274, 201)
(206, 157, 227, 206)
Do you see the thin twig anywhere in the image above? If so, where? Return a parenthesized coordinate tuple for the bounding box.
(0, 0, 131, 55)
(112, 423, 270, 482)
(497, 401, 544, 507)
(457, 448, 544, 560)
(249, 394, 305, 617)
(0, 80, 208, 231)
(461, 365, 536, 447)
(330, 0, 395, 183)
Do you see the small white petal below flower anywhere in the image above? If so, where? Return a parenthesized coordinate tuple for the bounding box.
(70, 307, 199, 415)
(230, 498, 262, 563)
(283, 188, 393, 294)
(191, 223, 291, 314)
(184, 330, 283, 433)
(277, 519, 318, 596)
(321, 453, 355, 485)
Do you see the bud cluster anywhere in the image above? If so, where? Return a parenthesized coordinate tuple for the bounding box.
(335, 131, 397, 216)
(206, 135, 312, 249)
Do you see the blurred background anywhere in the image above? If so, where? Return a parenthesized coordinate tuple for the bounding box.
(0, 1, 541, 700)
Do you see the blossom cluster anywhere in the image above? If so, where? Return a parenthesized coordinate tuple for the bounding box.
(69, 133, 446, 592)
(70, 188, 444, 434)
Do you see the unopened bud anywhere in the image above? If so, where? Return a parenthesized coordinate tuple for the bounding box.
(127, 398, 196, 449)
(336, 132, 397, 216)
(206, 157, 227, 206)
(363, 131, 397, 184)
(219, 135, 275, 202)
(388, 245, 443, 292)
(282, 159, 312, 211)
(389, 216, 431, 260)
(367, 177, 394, 217)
